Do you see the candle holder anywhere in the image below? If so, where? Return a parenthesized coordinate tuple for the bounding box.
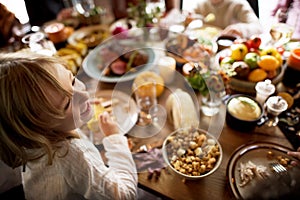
(266, 96, 288, 127)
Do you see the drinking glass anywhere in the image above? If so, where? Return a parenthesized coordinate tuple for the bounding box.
(72, 0, 95, 16)
(269, 9, 294, 47)
(201, 72, 226, 117)
(265, 96, 288, 127)
(133, 82, 158, 125)
(22, 32, 56, 56)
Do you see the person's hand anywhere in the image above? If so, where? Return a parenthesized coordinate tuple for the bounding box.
(287, 147, 300, 166)
(56, 7, 74, 21)
(98, 112, 119, 136)
(221, 25, 243, 38)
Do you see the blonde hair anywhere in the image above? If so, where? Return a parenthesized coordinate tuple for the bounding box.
(0, 52, 78, 168)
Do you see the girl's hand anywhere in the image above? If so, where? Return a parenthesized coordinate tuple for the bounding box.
(98, 112, 119, 136)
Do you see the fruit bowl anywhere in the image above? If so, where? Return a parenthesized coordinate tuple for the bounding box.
(217, 47, 285, 95)
(162, 127, 223, 180)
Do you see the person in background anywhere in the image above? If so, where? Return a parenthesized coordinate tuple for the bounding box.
(23, 0, 73, 27)
(271, 0, 300, 40)
(194, 0, 263, 38)
(0, 3, 21, 47)
(0, 52, 137, 199)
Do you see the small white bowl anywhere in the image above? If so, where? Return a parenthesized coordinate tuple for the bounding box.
(162, 127, 223, 180)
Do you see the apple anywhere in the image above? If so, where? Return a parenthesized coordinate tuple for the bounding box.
(230, 44, 248, 61)
(249, 36, 261, 49)
(260, 47, 278, 57)
(244, 52, 260, 69)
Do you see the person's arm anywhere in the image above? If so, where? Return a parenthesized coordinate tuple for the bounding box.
(64, 131, 137, 200)
(165, 0, 176, 12)
(271, 0, 292, 16)
(221, 0, 263, 38)
(287, 147, 300, 166)
(0, 3, 19, 46)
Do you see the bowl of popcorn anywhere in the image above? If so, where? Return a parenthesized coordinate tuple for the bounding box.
(162, 127, 223, 180)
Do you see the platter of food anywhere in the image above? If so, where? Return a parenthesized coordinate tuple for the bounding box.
(68, 24, 110, 48)
(82, 40, 155, 82)
(80, 90, 138, 144)
(165, 34, 214, 66)
(184, 24, 222, 41)
(227, 142, 298, 199)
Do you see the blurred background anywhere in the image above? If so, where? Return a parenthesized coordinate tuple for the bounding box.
(0, 0, 280, 34)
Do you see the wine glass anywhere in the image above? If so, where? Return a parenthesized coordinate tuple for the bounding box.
(265, 96, 288, 127)
(133, 82, 158, 125)
(72, 0, 95, 16)
(269, 8, 294, 47)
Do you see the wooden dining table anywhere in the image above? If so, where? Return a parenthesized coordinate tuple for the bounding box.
(77, 61, 295, 200)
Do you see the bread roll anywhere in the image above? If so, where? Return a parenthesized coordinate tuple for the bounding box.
(166, 89, 199, 129)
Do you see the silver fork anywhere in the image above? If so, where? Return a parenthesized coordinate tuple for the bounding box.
(269, 162, 292, 185)
(269, 162, 287, 173)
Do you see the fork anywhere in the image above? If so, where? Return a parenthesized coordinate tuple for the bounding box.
(269, 162, 292, 185)
(269, 162, 287, 174)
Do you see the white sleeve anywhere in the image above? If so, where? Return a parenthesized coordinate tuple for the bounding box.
(63, 134, 137, 200)
(231, 2, 263, 38)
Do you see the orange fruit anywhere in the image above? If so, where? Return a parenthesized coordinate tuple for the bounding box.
(257, 55, 279, 71)
(248, 68, 267, 82)
(133, 71, 164, 97)
(277, 92, 294, 109)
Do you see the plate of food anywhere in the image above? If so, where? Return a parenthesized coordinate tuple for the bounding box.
(68, 24, 110, 48)
(184, 24, 222, 41)
(80, 90, 138, 144)
(227, 142, 299, 199)
(165, 34, 213, 66)
(82, 39, 155, 82)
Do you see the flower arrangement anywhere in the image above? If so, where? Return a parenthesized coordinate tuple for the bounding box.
(127, 0, 164, 27)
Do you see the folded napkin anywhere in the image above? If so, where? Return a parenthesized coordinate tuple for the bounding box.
(133, 148, 166, 173)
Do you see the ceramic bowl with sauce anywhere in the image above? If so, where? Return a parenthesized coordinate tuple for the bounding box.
(225, 94, 266, 131)
(216, 35, 237, 52)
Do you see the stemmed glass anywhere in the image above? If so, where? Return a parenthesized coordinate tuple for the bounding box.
(269, 8, 294, 47)
(72, 0, 95, 16)
(133, 82, 158, 125)
(265, 96, 288, 127)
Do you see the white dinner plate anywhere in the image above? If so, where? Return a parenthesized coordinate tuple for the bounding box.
(82, 40, 155, 82)
(80, 90, 138, 144)
(67, 24, 110, 47)
(227, 142, 297, 199)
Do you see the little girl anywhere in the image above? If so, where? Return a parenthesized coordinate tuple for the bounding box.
(0, 52, 137, 199)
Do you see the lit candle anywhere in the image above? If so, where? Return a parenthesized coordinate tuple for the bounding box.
(157, 56, 176, 84)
